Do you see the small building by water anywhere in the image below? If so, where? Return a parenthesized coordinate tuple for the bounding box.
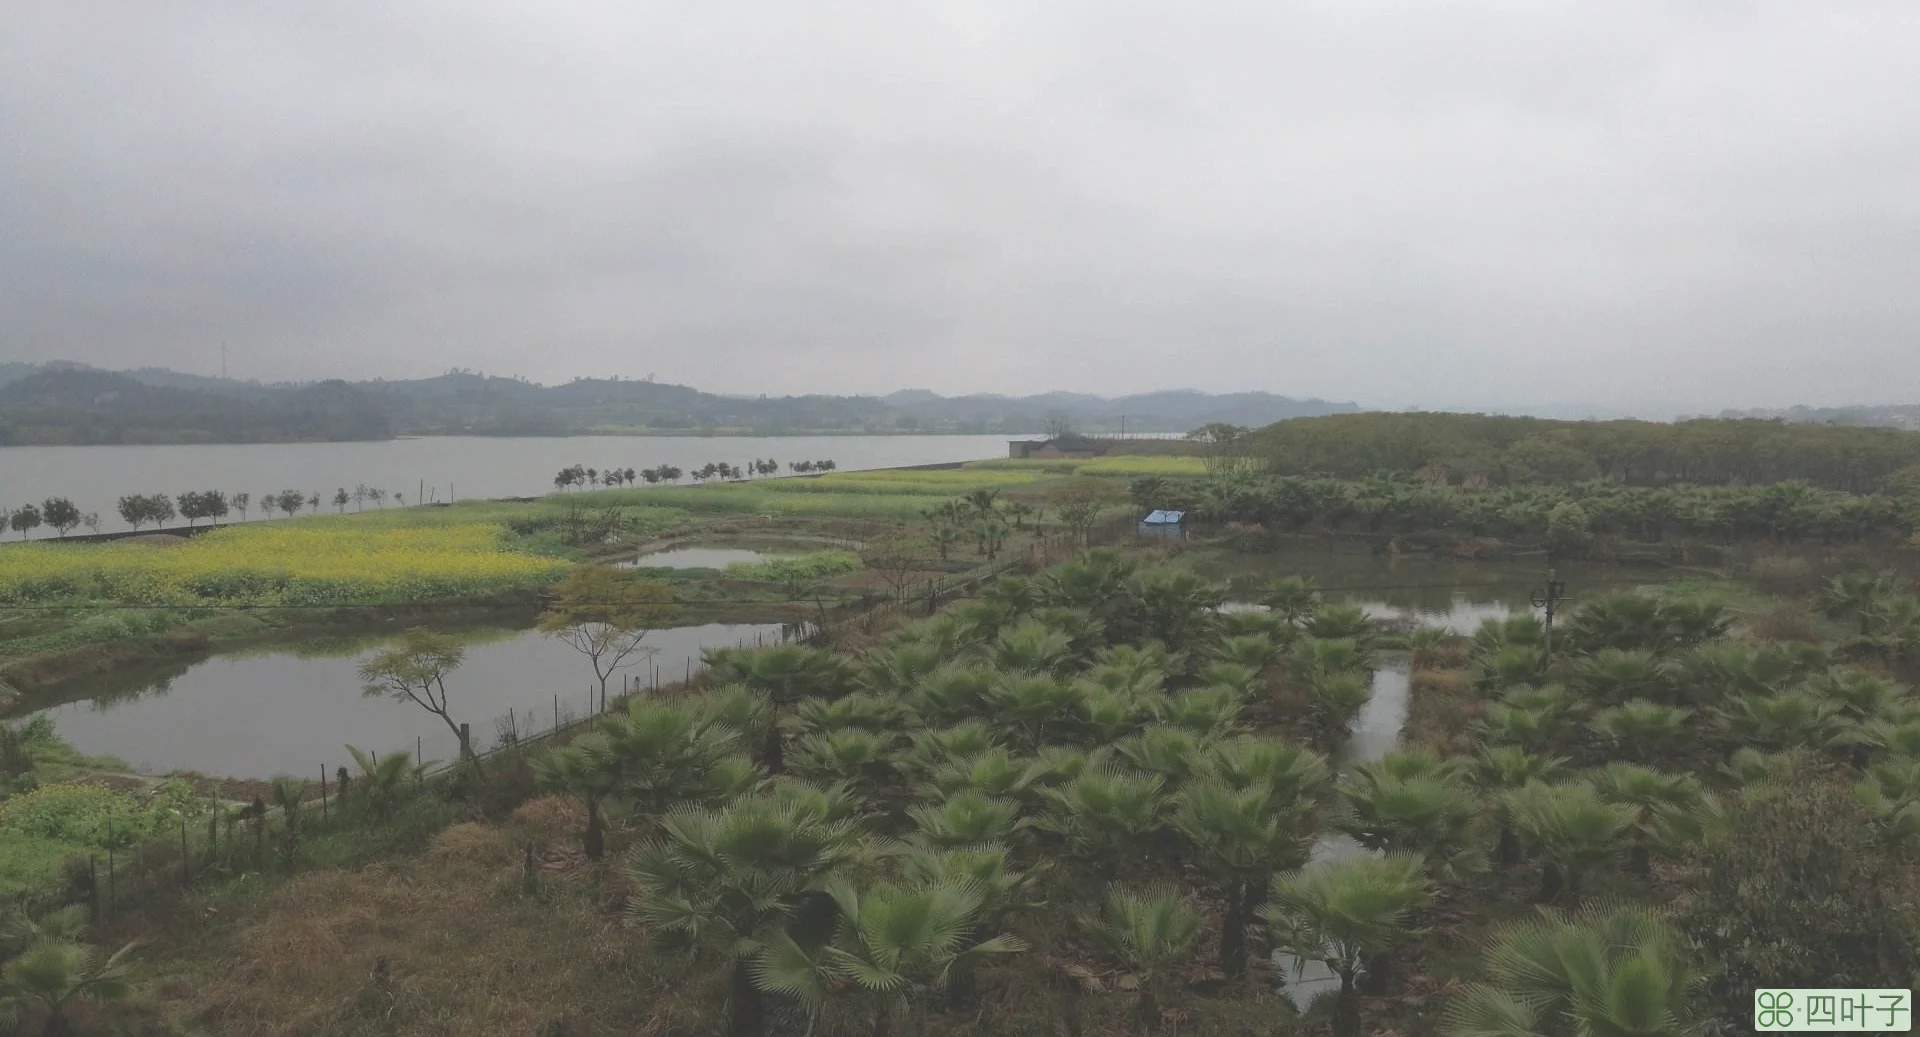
(1007, 436, 1106, 460)
(1138, 509, 1185, 538)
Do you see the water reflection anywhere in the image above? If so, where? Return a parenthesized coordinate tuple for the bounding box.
(1274, 662, 1410, 1007)
(619, 546, 776, 570)
(17, 621, 802, 779)
(1186, 543, 1637, 622)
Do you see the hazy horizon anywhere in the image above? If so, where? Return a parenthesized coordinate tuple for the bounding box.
(6, 3, 1919, 412)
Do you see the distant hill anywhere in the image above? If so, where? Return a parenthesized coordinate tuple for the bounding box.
(0, 368, 392, 445)
(0, 362, 1359, 444)
(1716, 404, 1920, 430)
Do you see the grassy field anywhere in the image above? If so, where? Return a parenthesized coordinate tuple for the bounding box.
(964, 454, 1208, 476)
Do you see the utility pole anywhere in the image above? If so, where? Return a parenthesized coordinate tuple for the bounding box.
(1530, 567, 1569, 665)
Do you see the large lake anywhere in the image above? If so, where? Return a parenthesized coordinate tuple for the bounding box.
(0, 433, 1022, 531)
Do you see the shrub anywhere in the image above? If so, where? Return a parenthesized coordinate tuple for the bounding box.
(1675, 777, 1920, 1031)
(724, 550, 862, 583)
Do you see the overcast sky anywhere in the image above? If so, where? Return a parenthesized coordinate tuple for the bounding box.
(3, 2, 1918, 411)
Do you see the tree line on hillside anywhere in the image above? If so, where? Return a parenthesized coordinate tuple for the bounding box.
(1242, 412, 1920, 494)
(552, 459, 836, 490)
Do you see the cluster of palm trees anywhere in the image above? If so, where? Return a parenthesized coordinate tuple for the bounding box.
(920, 489, 1034, 563)
(1818, 570, 1920, 659)
(528, 552, 1920, 1036)
(1391, 581, 1920, 1033)
(1134, 472, 1914, 545)
(526, 550, 1405, 1036)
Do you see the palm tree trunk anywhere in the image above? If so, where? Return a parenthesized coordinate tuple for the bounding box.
(583, 797, 605, 861)
(1218, 883, 1248, 978)
(1136, 987, 1161, 1032)
(872, 1002, 892, 1037)
(1060, 975, 1085, 1037)
(1628, 840, 1650, 877)
(1497, 823, 1520, 867)
(762, 725, 785, 775)
(1538, 860, 1564, 903)
(1333, 971, 1362, 1037)
(730, 958, 766, 1037)
(45, 1004, 75, 1037)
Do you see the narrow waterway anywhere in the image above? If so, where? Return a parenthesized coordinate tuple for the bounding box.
(1274, 658, 1412, 1007)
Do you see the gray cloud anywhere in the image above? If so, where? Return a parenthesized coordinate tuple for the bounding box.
(3, 0, 1919, 410)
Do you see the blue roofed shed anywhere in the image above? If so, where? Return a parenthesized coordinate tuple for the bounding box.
(1139, 510, 1185, 537)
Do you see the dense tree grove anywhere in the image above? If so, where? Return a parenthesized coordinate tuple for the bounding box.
(1246, 412, 1920, 493)
(1132, 473, 1914, 545)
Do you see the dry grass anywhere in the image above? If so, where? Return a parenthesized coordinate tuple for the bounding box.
(1747, 554, 1822, 597)
(1745, 601, 1828, 644)
(1404, 667, 1480, 756)
(155, 819, 723, 1037)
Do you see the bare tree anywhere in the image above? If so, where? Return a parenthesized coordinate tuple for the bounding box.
(359, 630, 481, 768)
(539, 567, 680, 710)
(862, 534, 928, 603)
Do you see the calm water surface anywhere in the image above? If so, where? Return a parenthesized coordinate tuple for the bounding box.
(21, 621, 800, 779)
(621, 546, 782, 570)
(0, 434, 1020, 532)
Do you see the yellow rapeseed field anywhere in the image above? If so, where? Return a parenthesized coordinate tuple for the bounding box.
(0, 524, 569, 607)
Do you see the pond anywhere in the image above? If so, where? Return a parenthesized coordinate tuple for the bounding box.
(16, 620, 805, 780)
(622, 546, 776, 570)
(1190, 541, 1660, 634)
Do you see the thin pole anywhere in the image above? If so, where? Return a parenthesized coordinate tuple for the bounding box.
(554, 692, 561, 734)
(319, 766, 328, 822)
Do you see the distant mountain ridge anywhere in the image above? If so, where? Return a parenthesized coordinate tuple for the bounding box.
(0, 362, 1357, 445)
(1716, 403, 1920, 430)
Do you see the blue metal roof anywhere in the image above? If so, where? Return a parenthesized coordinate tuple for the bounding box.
(1142, 510, 1184, 524)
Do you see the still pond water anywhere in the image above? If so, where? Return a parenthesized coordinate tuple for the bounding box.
(619, 545, 796, 570)
(0, 433, 1020, 533)
(22, 620, 804, 779)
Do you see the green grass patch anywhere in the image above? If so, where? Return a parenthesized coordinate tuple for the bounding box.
(574, 485, 950, 519)
(724, 550, 863, 583)
(962, 454, 1204, 477)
